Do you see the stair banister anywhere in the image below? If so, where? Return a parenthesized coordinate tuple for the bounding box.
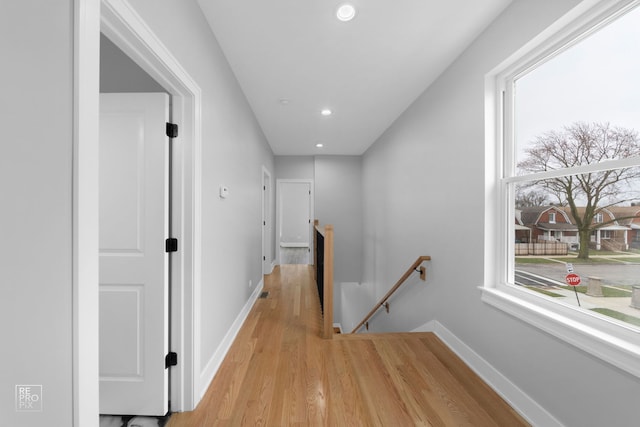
(314, 220, 334, 339)
(351, 256, 431, 334)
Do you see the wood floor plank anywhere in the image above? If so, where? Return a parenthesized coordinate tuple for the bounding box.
(419, 334, 527, 426)
(325, 340, 372, 426)
(167, 265, 530, 427)
(372, 337, 447, 426)
(406, 339, 499, 427)
(345, 339, 419, 426)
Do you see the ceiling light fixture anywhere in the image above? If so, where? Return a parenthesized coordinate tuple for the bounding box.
(316, 143, 324, 148)
(336, 4, 356, 22)
(321, 108, 332, 116)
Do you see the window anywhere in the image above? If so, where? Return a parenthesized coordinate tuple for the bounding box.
(485, 0, 640, 378)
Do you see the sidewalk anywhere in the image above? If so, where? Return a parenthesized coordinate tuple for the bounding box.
(550, 286, 640, 318)
(517, 252, 640, 324)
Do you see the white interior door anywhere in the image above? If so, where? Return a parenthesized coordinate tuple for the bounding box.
(99, 92, 170, 416)
(278, 180, 312, 264)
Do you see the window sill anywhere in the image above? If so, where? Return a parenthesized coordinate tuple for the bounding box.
(481, 285, 640, 378)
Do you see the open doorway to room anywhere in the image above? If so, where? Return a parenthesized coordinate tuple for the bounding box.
(262, 167, 274, 274)
(96, 0, 202, 418)
(276, 179, 314, 265)
(98, 32, 174, 421)
(74, 1, 201, 424)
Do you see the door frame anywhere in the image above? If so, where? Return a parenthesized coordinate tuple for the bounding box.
(276, 179, 314, 265)
(74, 0, 203, 421)
(262, 166, 273, 275)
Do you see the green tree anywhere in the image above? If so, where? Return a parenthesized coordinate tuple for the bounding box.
(518, 122, 640, 259)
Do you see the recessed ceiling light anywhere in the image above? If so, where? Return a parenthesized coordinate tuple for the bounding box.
(321, 108, 332, 116)
(316, 143, 324, 148)
(278, 98, 291, 105)
(336, 4, 356, 22)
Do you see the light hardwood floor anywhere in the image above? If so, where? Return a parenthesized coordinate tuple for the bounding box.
(167, 265, 529, 426)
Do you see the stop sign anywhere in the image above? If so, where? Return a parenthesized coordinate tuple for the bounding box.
(565, 273, 581, 286)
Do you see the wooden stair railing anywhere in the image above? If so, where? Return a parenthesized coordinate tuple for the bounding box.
(351, 256, 431, 334)
(313, 220, 334, 339)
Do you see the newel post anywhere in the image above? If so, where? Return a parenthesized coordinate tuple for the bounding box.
(323, 225, 334, 339)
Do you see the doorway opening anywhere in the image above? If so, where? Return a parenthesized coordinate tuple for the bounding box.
(99, 32, 173, 417)
(262, 167, 273, 275)
(98, 0, 203, 414)
(276, 179, 314, 265)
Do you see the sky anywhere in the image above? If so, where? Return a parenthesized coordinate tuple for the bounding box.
(515, 5, 640, 166)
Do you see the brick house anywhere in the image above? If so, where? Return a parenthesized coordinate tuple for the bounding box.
(517, 205, 640, 251)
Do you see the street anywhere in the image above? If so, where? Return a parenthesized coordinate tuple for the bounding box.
(514, 259, 640, 320)
(516, 261, 640, 287)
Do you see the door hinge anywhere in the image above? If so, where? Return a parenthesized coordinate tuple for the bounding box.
(166, 122, 179, 138)
(165, 238, 178, 253)
(165, 352, 178, 369)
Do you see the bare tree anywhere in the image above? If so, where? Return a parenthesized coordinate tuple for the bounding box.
(518, 122, 640, 259)
(515, 189, 549, 208)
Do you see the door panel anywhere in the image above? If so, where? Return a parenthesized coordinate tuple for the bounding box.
(278, 181, 312, 264)
(99, 286, 142, 376)
(99, 93, 169, 416)
(280, 182, 311, 246)
(99, 113, 145, 253)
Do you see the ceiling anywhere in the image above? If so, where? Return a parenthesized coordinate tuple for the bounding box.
(197, 0, 512, 156)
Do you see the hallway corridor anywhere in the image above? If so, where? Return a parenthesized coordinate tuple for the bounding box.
(167, 265, 528, 426)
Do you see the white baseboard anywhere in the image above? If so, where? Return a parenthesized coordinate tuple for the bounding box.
(198, 278, 264, 400)
(413, 320, 563, 427)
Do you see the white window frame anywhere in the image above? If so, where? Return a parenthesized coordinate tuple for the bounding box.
(548, 212, 556, 224)
(484, 0, 640, 378)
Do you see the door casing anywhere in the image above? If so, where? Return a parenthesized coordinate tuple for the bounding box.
(71, 0, 202, 426)
(101, 2, 202, 411)
(73, 0, 203, 419)
(262, 167, 273, 274)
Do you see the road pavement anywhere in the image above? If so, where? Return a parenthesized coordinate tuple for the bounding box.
(515, 258, 640, 319)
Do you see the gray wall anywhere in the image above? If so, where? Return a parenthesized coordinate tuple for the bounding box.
(1, 2, 74, 425)
(359, 0, 640, 426)
(274, 156, 315, 180)
(100, 34, 167, 93)
(314, 156, 363, 283)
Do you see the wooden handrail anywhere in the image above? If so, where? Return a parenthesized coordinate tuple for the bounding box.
(351, 256, 431, 334)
